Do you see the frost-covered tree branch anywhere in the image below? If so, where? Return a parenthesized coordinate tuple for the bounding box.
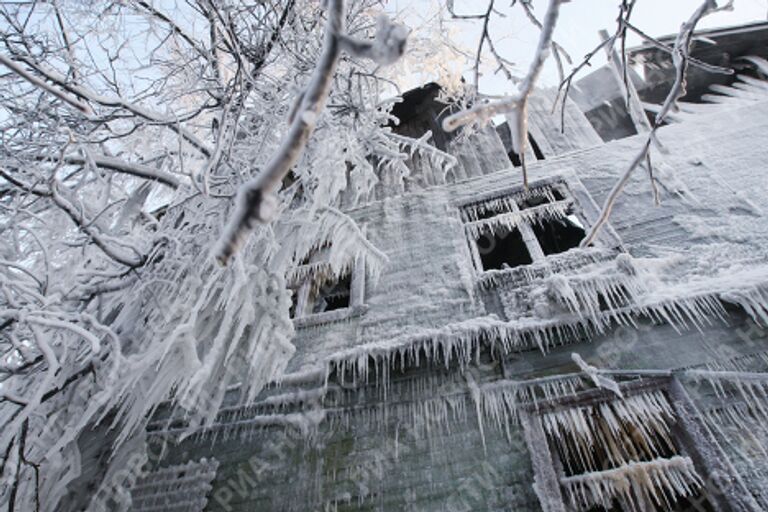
(0, 53, 94, 116)
(0, 2, 410, 508)
(214, 2, 407, 265)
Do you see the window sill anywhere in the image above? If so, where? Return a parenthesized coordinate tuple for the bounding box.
(293, 304, 368, 329)
(476, 247, 617, 289)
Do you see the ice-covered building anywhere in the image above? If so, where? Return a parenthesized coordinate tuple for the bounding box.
(86, 23, 768, 512)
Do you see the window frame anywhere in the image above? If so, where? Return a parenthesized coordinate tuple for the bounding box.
(288, 249, 367, 325)
(457, 172, 623, 276)
(519, 375, 748, 512)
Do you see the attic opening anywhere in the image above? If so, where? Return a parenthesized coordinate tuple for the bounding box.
(388, 82, 456, 151)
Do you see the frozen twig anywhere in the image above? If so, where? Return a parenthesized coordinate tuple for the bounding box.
(1, 55, 212, 157)
(624, 21, 733, 75)
(572, 353, 623, 398)
(519, 0, 571, 87)
(553, 1, 633, 132)
(59, 155, 180, 189)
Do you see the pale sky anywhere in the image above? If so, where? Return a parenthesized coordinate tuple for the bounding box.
(387, 0, 768, 93)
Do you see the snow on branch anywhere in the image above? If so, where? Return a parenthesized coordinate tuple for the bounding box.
(0, 54, 212, 158)
(6, 154, 180, 190)
(50, 179, 146, 267)
(571, 353, 623, 398)
(441, 0, 564, 187)
(0, 53, 93, 116)
(0, 169, 51, 196)
(59, 155, 180, 189)
(214, 0, 407, 265)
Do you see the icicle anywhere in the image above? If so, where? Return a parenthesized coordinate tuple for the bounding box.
(645, 70, 768, 124)
(540, 390, 676, 474)
(560, 456, 703, 512)
(465, 372, 487, 452)
(463, 198, 573, 239)
(370, 131, 458, 193)
(460, 182, 569, 223)
(476, 247, 617, 290)
(686, 369, 768, 426)
(721, 283, 768, 327)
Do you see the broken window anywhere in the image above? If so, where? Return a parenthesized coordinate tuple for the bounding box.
(288, 246, 362, 319)
(532, 388, 715, 512)
(476, 227, 533, 271)
(532, 215, 587, 256)
(310, 273, 351, 314)
(461, 182, 587, 272)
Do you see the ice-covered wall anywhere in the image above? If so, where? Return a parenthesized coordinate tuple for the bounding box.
(136, 86, 768, 511)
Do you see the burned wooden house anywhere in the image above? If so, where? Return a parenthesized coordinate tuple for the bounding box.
(91, 22, 768, 512)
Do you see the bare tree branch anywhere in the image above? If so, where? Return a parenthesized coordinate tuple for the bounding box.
(441, 0, 564, 187)
(581, 0, 722, 247)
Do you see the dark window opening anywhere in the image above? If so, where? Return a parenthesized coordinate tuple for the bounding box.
(529, 134, 545, 160)
(496, 122, 546, 168)
(506, 134, 545, 168)
(312, 274, 351, 314)
(475, 228, 532, 271)
(289, 287, 299, 318)
(532, 214, 586, 256)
